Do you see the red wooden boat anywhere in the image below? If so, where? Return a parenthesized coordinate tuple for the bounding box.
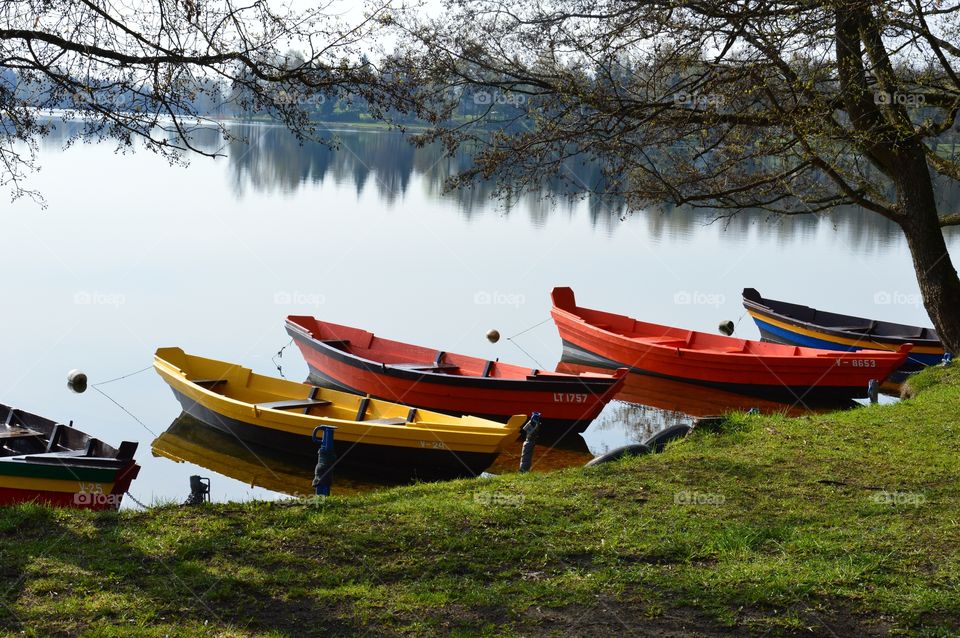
(285, 316, 627, 435)
(550, 287, 912, 401)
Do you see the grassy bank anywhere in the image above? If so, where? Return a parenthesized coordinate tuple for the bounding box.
(2, 368, 959, 637)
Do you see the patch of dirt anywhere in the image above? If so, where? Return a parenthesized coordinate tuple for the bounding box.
(520, 597, 896, 637)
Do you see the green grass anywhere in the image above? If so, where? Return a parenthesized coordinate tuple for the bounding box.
(3, 367, 960, 636)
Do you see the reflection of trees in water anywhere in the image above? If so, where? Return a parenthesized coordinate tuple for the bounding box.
(39, 118, 960, 248)
(221, 125, 957, 249)
(588, 400, 696, 454)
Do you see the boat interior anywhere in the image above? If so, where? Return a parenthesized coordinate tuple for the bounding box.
(287, 317, 611, 382)
(565, 305, 840, 356)
(157, 348, 514, 429)
(0, 404, 135, 463)
(744, 289, 938, 340)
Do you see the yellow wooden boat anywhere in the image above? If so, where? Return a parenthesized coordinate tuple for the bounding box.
(152, 413, 411, 497)
(154, 347, 525, 476)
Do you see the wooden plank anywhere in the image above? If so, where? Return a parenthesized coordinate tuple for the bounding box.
(45, 423, 63, 453)
(0, 426, 42, 440)
(355, 397, 370, 421)
(193, 378, 228, 388)
(391, 363, 460, 372)
(364, 418, 407, 425)
(304, 386, 320, 414)
(17, 454, 127, 467)
(256, 399, 332, 410)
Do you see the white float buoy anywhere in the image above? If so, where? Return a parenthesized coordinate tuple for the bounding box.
(718, 320, 735, 336)
(486, 329, 501, 343)
(67, 369, 88, 393)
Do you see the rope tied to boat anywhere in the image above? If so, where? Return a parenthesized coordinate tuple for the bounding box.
(86, 366, 158, 437)
(505, 317, 552, 369)
(272, 339, 294, 378)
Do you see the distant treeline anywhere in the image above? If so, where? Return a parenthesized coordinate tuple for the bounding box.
(2, 68, 525, 127)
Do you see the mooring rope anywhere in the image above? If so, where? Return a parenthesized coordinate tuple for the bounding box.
(91, 365, 153, 387)
(272, 339, 294, 378)
(506, 317, 552, 341)
(505, 317, 552, 369)
(85, 364, 159, 437)
(91, 386, 157, 437)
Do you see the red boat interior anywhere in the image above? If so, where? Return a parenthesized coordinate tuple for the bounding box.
(287, 316, 612, 380)
(551, 287, 911, 358)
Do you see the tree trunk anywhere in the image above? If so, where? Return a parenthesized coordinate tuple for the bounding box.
(899, 190, 960, 356)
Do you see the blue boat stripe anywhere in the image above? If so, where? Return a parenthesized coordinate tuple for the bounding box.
(752, 319, 943, 369)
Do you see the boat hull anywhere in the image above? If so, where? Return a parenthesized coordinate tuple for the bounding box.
(742, 289, 944, 383)
(286, 319, 625, 436)
(559, 339, 873, 402)
(169, 387, 500, 478)
(551, 287, 910, 402)
(154, 348, 523, 479)
(0, 458, 139, 511)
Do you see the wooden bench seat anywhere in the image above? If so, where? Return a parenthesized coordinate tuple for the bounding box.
(0, 426, 43, 440)
(319, 339, 350, 350)
(256, 398, 332, 411)
(390, 363, 460, 372)
(363, 417, 407, 425)
(644, 338, 688, 347)
(193, 378, 228, 388)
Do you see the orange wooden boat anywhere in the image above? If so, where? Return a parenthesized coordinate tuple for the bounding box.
(550, 287, 911, 401)
(285, 316, 627, 435)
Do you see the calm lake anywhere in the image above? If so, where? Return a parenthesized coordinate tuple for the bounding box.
(4, 121, 958, 506)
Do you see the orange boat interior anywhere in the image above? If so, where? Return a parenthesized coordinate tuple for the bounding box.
(552, 288, 910, 358)
(288, 316, 610, 380)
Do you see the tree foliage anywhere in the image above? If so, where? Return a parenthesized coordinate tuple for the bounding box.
(0, 0, 384, 204)
(377, 0, 960, 350)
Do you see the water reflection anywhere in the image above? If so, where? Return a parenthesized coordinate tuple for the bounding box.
(559, 362, 855, 456)
(153, 412, 596, 499)
(37, 118, 959, 247)
(558, 362, 852, 417)
(152, 413, 410, 498)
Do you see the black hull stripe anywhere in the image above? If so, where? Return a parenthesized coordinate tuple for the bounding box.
(305, 368, 589, 436)
(169, 389, 500, 478)
(285, 328, 619, 393)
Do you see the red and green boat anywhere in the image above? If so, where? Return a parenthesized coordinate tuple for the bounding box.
(0, 404, 140, 510)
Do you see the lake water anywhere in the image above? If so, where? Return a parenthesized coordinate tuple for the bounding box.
(3, 121, 957, 506)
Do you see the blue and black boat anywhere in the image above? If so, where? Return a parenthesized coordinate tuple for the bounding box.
(742, 288, 945, 383)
